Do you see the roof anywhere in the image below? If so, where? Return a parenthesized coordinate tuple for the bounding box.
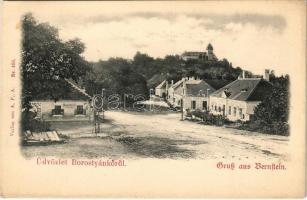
(182, 51, 206, 56)
(172, 78, 203, 91)
(32, 79, 91, 101)
(155, 80, 166, 89)
(207, 43, 213, 50)
(186, 80, 216, 96)
(210, 78, 272, 101)
(172, 79, 185, 90)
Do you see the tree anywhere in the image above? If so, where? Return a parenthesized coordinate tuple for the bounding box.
(252, 75, 289, 135)
(87, 57, 148, 103)
(21, 13, 90, 109)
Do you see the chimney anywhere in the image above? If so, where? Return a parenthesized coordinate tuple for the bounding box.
(264, 69, 270, 81)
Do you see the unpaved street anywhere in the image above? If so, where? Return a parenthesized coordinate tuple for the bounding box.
(22, 111, 289, 160)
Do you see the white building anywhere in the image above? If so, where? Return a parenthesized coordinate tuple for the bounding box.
(209, 72, 272, 121)
(167, 77, 215, 109)
(30, 79, 93, 122)
(182, 80, 215, 112)
(167, 78, 184, 107)
(155, 80, 168, 98)
(181, 43, 218, 61)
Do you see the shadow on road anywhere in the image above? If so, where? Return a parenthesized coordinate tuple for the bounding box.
(116, 136, 207, 159)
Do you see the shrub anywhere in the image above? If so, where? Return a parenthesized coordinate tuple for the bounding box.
(188, 110, 227, 126)
(239, 120, 289, 136)
(21, 110, 51, 132)
(249, 75, 289, 136)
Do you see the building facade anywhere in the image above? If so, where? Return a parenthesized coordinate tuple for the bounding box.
(30, 100, 93, 121)
(155, 80, 168, 98)
(181, 43, 218, 62)
(30, 79, 93, 121)
(182, 80, 216, 112)
(167, 79, 185, 107)
(209, 74, 272, 122)
(166, 77, 215, 109)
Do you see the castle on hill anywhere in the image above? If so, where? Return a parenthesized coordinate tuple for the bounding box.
(181, 43, 218, 61)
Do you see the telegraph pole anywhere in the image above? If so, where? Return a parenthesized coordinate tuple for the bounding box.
(93, 90, 104, 135)
(123, 94, 126, 111)
(207, 88, 210, 112)
(181, 99, 184, 121)
(149, 89, 153, 111)
(101, 88, 105, 122)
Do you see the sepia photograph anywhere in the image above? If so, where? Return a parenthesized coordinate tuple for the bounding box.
(0, 1, 305, 198)
(20, 4, 290, 161)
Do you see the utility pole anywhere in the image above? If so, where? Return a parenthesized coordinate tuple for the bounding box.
(149, 89, 153, 111)
(181, 99, 184, 121)
(207, 88, 210, 112)
(93, 90, 104, 135)
(123, 94, 126, 111)
(101, 88, 105, 122)
(97, 110, 100, 133)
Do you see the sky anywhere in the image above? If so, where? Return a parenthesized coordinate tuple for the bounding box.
(19, 1, 304, 75)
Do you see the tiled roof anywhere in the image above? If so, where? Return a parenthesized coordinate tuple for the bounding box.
(172, 79, 184, 89)
(32, 79, 91, 101)
(155, 80, 166, 89)
(210, 78, 272, 101)
(186, 80, 216, 96)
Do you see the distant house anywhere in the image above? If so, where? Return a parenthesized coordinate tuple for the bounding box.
(155, 80, 169, 98)
(181, 43, 218, 61)
(182, 80, 216, 112)
(167, 77, 215, 109)
(209, 71, 272, 121)
(30, 79, 93, 121)
(167, 78, 185, 107)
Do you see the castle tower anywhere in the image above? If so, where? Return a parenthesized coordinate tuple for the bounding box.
(206, 43, 216, 61)
(207, 43, 213, 53)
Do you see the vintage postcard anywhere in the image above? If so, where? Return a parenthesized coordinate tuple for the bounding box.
(0, 0, 306, 198)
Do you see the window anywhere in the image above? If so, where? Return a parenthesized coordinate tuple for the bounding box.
(191, 101, 196, 109)
(202, 101, 207, 110)
(233, 107, 237, 116)
(228, 106, 231, 115)
(239, 108, 243, 119)
(76, 105, 84, 115)
(214, 105, 217, 111)
(218, 106, 221, 112)
(52, 105, 64, 115)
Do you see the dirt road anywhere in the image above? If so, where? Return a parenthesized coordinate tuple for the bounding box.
(104, 111, 289, 160)
(22, 111, 289, 160)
